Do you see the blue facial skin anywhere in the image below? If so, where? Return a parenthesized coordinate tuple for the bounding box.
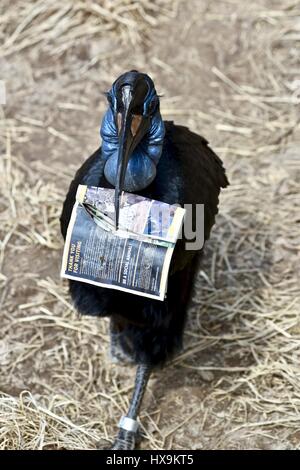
(100, 105, 165, 192)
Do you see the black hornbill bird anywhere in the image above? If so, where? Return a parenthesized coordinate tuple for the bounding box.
(60, 70, 228, 450)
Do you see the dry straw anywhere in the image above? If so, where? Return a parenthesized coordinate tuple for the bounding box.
(0, 0, 179, 56)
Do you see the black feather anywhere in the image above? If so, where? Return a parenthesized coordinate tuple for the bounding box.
(60, 121, 228, 366)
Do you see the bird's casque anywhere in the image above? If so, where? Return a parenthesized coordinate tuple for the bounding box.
(100, 70, 165, 193)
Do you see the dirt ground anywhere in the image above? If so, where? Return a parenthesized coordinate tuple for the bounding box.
(0, 0, 300, 449)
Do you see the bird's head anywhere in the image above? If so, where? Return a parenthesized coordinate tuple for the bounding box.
(100, 70, 165, 228)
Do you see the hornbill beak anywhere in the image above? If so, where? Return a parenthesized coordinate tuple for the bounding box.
(114, 87, 150, 229)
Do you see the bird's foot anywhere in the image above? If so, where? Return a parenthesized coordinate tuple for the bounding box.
(96, 430, 142, 450)
(110, 429, 139, 450)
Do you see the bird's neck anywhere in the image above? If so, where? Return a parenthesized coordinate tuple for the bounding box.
(100, 108, 165, 192)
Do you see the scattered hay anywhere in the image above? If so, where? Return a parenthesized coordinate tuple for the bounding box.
(0, 391, 102, 450)
(0, 0, 180, 56)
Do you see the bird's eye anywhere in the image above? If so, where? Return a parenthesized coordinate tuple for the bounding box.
(148, 97, 158, 114)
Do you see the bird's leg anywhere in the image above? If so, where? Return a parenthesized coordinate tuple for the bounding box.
(109, 317, 135, 363)
(111, 363, 152, 450)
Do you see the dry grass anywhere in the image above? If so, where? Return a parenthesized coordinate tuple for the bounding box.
(0, 0, 300, 450)
(0, 0, 179, 56)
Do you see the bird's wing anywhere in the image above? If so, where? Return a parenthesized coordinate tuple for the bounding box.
(60, 147, 109, 239)
(162, 122, 229, 273)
